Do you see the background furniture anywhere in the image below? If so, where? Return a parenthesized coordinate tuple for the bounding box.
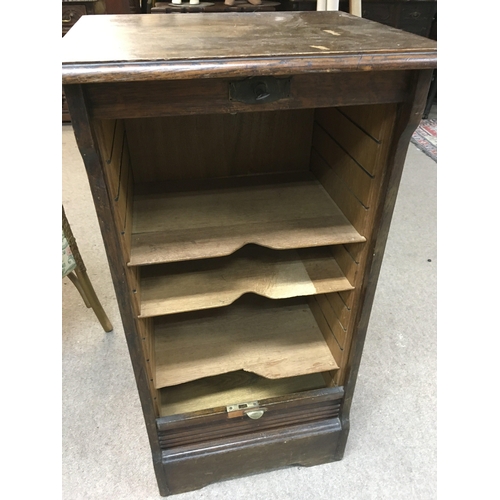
(62, 12, 436, 496)
(105, 0, 142, 12)
(151, 1, 279, 12)
(342, 0, 436, 36)
(62, 0, 141, 122)
(282, 0, 436, 37)
(62, 1, 102, 122)
(62, 207, 113, 332)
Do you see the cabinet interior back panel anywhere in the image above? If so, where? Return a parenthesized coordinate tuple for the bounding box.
(124, 109, 315, 183)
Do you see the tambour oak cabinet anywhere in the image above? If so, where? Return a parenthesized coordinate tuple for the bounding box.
(62, 12, 437, 496)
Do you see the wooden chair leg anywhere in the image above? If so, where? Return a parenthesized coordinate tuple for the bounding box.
(67, 271, 92, 308)
(63, 206, 113, 333)
(74, 267, 114, 332)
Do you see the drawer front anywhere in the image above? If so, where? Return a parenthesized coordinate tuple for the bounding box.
(62, 4, 86, 34)
(157, 386, 344, 450)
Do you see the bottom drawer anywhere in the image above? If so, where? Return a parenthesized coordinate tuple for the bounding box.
(157, 372, 344, 450)
(162, 416, 344, 495)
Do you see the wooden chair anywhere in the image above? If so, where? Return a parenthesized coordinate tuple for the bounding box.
(317, 0, 361, 15)
(62, 206, 113, 332)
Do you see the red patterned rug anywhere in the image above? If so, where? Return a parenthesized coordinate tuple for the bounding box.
(411, 118, 437, 162)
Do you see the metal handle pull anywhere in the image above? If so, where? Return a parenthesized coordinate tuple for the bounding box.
(62, 12, 75, 23)
(245, 409, 265, 420)
(226, 400, 266, 419)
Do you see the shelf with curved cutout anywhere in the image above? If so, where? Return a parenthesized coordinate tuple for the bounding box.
(159, 371, 329, 417)
(129, 171, 365, 266)
(139, 244, 354, 318)
(154, 295, 339, 389)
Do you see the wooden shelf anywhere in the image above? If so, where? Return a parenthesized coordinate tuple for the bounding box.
(159, 370, 327, 417)
(130, 172, 365, 266)
(140, 245, 354, 317)
(154, 295, 339, 389)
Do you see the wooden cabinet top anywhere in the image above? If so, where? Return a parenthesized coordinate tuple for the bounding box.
(62, 11, 436, 84)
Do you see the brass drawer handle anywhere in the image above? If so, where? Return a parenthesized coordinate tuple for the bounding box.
(62, 11, 80, 23)
(226, 400, 266, 419)
(245, 409, 265, 420)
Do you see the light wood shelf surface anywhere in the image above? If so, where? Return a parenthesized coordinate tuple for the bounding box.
(159, 370, 327, 417)
(140, 245, 354, 317)
(154, 296, 339, 389)
(130, 172, 365, 266)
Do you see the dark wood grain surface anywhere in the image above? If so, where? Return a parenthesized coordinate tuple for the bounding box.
(62, 12, 436, 83)
(161, 418, 343, 494)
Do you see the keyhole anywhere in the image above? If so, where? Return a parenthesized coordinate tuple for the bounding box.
(254, 82, 270, 101)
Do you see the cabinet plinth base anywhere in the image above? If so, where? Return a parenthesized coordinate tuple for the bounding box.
(160, 418, 345, 495)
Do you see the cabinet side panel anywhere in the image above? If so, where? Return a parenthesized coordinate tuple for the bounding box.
(63, 84, 169, 496)
(331, 244, 359, 287)
(315, 105, 398, 178)
(314, 295, 348, 349)
(334, 70, 434, 459)
(335, 103, 399, 143)
(124, 110, 314, 183)
(308, 295, 343, 369)
(137, 317, 160, 414)
(326, 291, 352, 331)
(310, 102, 400, 387)
(310, 292, 359, 387)
(311, 150, 370, 236)
(312, 122, 374, 208)
(93, 120, 135, 264)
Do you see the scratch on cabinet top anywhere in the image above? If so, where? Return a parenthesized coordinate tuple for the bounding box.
(324, 29, 341, 36)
